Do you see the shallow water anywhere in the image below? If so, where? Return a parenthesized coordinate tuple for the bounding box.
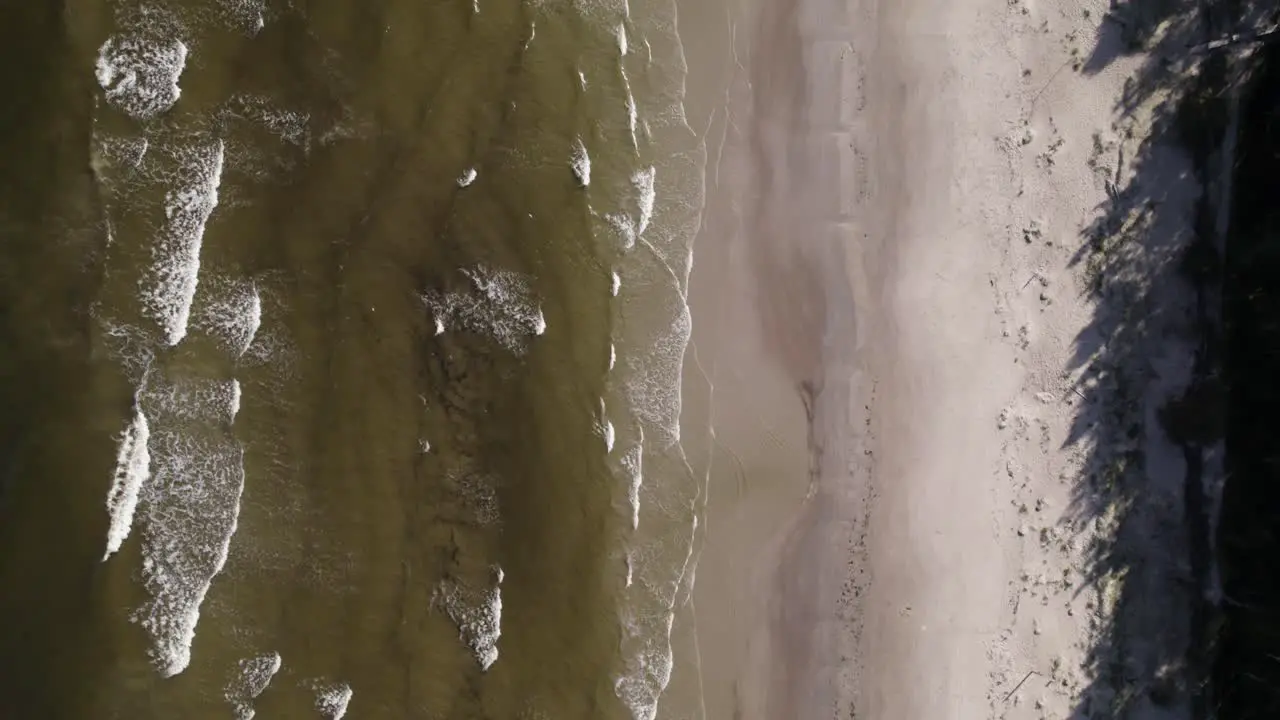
(0, 1, 713, 717)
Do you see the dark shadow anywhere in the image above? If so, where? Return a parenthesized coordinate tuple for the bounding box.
(1047, 1, 1280, 718)
(1212, 21, 1280, 720)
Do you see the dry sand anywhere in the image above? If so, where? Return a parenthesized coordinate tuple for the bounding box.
(676, 0, 1209, 717)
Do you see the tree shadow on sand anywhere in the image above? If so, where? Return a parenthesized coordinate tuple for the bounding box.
(1050, 1, 1277, 717)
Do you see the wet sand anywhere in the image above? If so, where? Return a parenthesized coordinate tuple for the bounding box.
(669, 0, 878, 717)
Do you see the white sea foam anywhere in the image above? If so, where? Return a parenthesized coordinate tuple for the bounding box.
(218, 95, 310, 146)
(423, 266, 546, 354)
(451, 465, 500, 526)
(571, 138, 591, 187)
(620, 444, 642, 531)
(610, 343, 617, 371)
(225, 652, 282, 720)
(132, 368, 247, 677)
(622, 69, 639, 150)
(103, 404, 151, 561)
(134, 431, 245, 676)
(614, 613, 675, 720)
(97, 134, 150, 172)
(622, 300, 691, 448)
(633, 167, 656, 237)
(96, 317, 156, 384)
(435, 569, 503, 671)
(96, 34, 187, 119)
(145, 139, 225, 346)
(617, 23, 629, 55)
(195, 277, 261, 357)
(611, 271, 621, 296)
(606, 167, 656, 250)
(219, 0, 266, 35)
(229, 379, 242, 422)
(457, 168, 478, 187)
(310, 680, 353, 719)
(141, 376, 243, 425)
(600, 398, 616, 453)
(599, 4, 705, 717)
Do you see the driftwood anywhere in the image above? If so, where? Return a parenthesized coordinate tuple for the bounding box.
(1187, 27, 1280, 55)
(1003, 670, 1039, 704)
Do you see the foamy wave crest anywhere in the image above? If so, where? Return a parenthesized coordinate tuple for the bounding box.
(145, 139, 225, 346)
(606, 167, 656, 250)
(103, 403, 151, 560)
(96, 134, 150, 176)
(434, 568, 504, 671)
(572, 138, 591, 187)
(620, 443, 642, 530)
(216, 94, 310, 147)
(622, 69, 640, 150)
(132, 367, 247, 677)
(424, 266, 546, 354)
(307, 679, 353, 719)
(614, 617, 674, 720)
(134, 428, 245, 676)
(96, 33, 187, 120)
(225, 652, 282, 720)
(141, 376, 241, 425)
(218, 0, 266, 35)
(599, 398, 617, 453)
(193, 276, 262, 357)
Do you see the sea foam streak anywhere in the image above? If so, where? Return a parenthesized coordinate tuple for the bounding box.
(103, 403, 151, 560)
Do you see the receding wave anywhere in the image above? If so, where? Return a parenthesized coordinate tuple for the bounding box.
(593, 0, 707, 714)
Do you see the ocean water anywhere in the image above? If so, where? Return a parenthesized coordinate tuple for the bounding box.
(0, 0, 711, 718)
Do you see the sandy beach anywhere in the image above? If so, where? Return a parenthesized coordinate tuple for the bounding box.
(677, 0, 1209, 717)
